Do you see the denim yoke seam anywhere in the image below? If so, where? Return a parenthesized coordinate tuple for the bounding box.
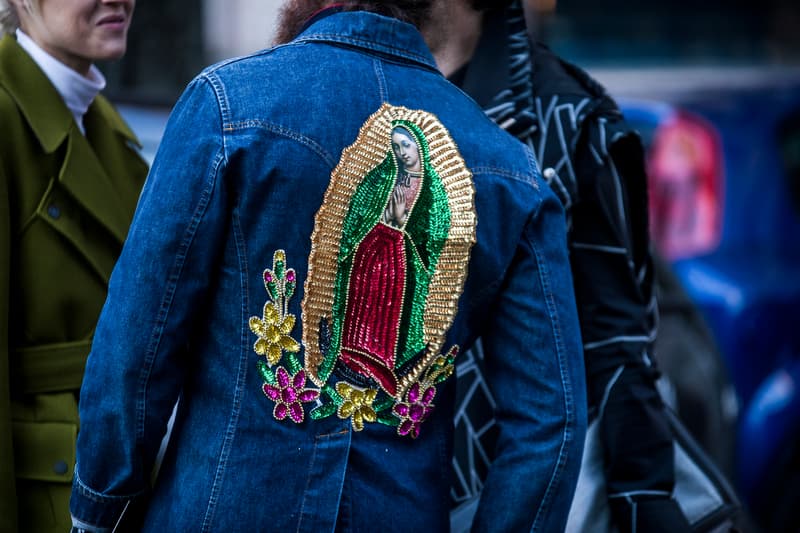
(223, 120, 338, 169)
(527, 198, 576, 533)
(200, 210, 249, 533)
(295, 33, 438, 71)
(470, 165, 539, 190)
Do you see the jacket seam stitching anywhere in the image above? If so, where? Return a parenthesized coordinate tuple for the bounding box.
(201, 73, 232, 160)
(471, 165, 539, 189)
(527, 200, 575, 532)
(373, 59, 388, 101)
(135, 148, 225, 445)
(294, 33, 436, 69)
(200, 209, 249, 532)
(223, 119, 337, 169)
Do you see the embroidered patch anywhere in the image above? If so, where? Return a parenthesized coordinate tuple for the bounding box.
(250, 104, 475, 438)
(302, 103, 476, 437)
(250, 251, 318, 422)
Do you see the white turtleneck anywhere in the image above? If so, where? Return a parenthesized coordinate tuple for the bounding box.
(16, 29, 106, 135)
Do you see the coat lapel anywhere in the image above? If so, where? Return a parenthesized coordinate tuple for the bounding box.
(0, 35, 72, 153)
(1, 35, 145, 246)
(58, 112, 141, 245)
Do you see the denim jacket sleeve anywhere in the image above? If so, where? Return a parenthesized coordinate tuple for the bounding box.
(472, 179, 587, 532)
(70, 76, 228, 529)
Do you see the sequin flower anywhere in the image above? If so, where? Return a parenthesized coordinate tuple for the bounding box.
(336, 382, 377, 431)
(393, 382, 436, 439)
(263, 367, 320, 423)
(250, 302, 300, 365)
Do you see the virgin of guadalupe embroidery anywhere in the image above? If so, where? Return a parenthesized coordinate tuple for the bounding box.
(301, 103, 476, 436)
(251, 104, 475, 438)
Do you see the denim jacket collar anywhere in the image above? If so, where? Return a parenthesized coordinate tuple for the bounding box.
(293, 10, 440, 73)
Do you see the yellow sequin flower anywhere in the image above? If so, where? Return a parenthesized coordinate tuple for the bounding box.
(249, 302, 300, 365)
(336, 382, 378, 431)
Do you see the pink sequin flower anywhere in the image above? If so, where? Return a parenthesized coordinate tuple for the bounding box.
(393, 382, 436, 438)
(263, 367, 320, 423)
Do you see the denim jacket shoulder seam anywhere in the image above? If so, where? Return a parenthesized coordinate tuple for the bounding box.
(200, 72, 232, 161)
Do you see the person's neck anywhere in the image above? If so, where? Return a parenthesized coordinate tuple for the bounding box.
(423, 3, 484, 78)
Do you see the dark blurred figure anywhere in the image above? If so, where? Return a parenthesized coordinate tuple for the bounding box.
(0, 1, 146, 532)
(652, 253, 737, 479)
(433, 1, 741, 531)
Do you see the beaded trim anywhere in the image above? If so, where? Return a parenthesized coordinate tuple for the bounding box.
(250, 104, 476, 438)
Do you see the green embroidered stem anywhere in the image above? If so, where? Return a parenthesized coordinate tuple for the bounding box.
(378, 413, 401, 427)
(257, 360, 276, 386)
(287, 353, 301, 375)
(310, 401, 337, 420)
(374, 397, 395, 413)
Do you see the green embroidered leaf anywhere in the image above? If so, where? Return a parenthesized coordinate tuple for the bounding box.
(374, 397, 395, 413)
(286, 353, 302, 375)
(257, 360, 276, 385)
(324, 383, 343, 404)
(266, 280, 278, 302)
(310, 402, 337, 420)
(377, 413, 400, 427)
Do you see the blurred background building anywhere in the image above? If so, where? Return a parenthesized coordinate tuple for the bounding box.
(103, 0, 800, 104)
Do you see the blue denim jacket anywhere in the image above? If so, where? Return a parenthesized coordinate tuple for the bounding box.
(70, 11, 586, 533)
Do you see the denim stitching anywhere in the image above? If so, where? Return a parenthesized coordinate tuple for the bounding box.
(222, 119, 336, 169)
(202, 73, 232, 159)
(373, 59, 388, 101)
(471, 166, 539, 188)
(525, 145, 542, 190)
(294, 34, 437, 70)
(527, 199, 577, 532)
(135, 148, 226, 448)
(200, 209, 250, 533)
(296, 429, 351, 532)
(135, 76, 228, 443)
(73, 468, 147, 503)
(202, 72, 232, 126)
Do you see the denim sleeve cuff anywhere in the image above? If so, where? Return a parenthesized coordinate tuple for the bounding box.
(70, 469, 144, 530)
(71, 515, 113, 533)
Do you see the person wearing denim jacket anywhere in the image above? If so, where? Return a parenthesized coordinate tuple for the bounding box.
(69, 2, 587, 531)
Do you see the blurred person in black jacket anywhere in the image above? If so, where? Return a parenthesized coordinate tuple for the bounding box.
(426, 1, 695, 531)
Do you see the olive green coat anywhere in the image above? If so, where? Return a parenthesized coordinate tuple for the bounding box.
(0, 34, 147, 532)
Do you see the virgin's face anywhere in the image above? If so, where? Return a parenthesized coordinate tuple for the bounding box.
(16, 0, 135, 75)
(392, 130, 421, 173)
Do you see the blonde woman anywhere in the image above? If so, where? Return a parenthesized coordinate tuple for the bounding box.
(0, 1, 145, 531)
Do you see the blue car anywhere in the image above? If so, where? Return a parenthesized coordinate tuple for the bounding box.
(611, 67, 800, 531)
